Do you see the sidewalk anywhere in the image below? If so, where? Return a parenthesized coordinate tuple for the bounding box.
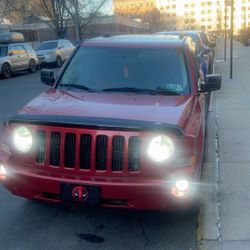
(199, 40, 250, 249)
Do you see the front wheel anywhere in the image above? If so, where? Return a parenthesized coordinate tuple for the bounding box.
(28, 59, 37, 73)
(56, 56, 63, 67)
(2, 63, 12, 79)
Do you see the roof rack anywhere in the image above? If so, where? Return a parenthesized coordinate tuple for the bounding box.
(0, 32, 24, 44)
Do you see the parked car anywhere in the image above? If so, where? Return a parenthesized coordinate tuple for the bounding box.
(199, 31, 216, 73)
(36, 39, 74, 67)
(157, 30, 212, 75)
(0, 33, 38, 79)
(0, 35, 221, 211)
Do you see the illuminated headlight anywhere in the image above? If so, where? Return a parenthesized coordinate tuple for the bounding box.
(13, 126, 33, 153)
(175, 180, 189, 192)
(172, 180, 190, 197)
(147, 135, 174, 162)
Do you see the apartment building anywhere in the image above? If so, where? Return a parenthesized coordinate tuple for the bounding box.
(114, 0, 157, 18)
(114, 0, 250, 32)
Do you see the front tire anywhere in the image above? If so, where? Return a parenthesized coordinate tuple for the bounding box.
(56, 56, 63, 67)
(2, 63, 12, 79)
(28, 59, 37, 73)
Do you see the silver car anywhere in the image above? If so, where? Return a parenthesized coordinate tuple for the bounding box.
(0, 43, 38, 79)
(36, 39, 74, 67)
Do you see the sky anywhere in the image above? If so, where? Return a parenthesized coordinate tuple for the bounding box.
(101, 0, 114, 15)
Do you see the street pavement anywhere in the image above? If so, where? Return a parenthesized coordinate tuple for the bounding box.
(199, 40, 250, 250)
(0, 69, 198, 250)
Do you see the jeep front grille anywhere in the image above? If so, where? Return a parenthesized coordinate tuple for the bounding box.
(35, 129, 141, 174)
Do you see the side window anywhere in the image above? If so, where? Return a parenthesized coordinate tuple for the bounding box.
(23, 44, 32, 52)
(66, 40, 73, 47)
(191, 50, 201, 79)
(190, 50, 203, 89)
(59, 41, 65, 48)
(8, 45, 18, 55)
(14, 45, 25, 54)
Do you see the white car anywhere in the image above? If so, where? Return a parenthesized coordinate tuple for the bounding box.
(36, 39, 74, 67)
(0, 43, 38, 79)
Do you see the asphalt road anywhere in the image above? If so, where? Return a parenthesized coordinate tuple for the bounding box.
(0, 70, 198, 250)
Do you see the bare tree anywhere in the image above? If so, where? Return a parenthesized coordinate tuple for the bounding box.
(64, 0, 108, 39)
(0, 0, 109, 39)
(143, 8, 162, 32)
(39, 0, 69, 38)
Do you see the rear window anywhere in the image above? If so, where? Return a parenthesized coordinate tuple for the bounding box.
(59, 47, 190, 95)
(37, 41, 58, 50)
(0, 46, 8, 57)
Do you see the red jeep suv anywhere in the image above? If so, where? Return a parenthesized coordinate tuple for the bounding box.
(0, 35, 221, 211)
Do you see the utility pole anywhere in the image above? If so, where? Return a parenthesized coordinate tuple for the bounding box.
(74, 0, 80, 41)
(230, 0, 234, 79)
(224, 0, 227, 61)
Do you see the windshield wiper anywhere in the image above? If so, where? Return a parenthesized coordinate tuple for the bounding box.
(57, 83, 96, 92)
(101, 87, 160, 95)
(102, 87, 180, 95)
(154, 87, 181, 96)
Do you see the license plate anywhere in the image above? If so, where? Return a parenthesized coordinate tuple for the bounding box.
(60, 183, 100, 204)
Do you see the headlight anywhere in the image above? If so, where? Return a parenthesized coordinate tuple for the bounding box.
(13, 126, 33, 153)
(147, 135, 174, 162)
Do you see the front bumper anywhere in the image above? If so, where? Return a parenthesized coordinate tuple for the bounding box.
(37, 55, 56, 64)
(0, 145, 199, 211)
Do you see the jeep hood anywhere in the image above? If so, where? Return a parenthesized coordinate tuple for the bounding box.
(19, 90, 195, 129)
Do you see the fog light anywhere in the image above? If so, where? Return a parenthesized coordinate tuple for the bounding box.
(0, 165, 7, 180)
(172, 180, 189, 197)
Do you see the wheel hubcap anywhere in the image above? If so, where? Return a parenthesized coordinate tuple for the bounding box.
(3, 65, 10, 77)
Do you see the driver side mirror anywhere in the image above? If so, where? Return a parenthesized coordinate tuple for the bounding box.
(41, 69, 55, 86)
(200, 74, 221, 92)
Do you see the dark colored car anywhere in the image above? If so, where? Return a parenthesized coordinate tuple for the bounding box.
(0, 35, 221, 211)
(199, 31, 216, 73)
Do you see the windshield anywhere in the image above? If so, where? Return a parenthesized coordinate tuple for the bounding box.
(0, 46, 8, 57)
(59, 47, 190, 95)
(37, 41, 58, 50)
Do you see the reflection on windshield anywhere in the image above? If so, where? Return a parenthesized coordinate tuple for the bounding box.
(37, 41, 58, 50)
(59, 47, 190, 95)
(0, 46, 8, 57)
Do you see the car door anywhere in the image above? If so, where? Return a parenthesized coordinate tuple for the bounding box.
(19, 44, 30, 69)
(8, 45, 22, 71)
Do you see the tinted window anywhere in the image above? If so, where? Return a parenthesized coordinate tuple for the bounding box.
(0, 46, 8, 57)
(59, 47, 190, 95)
(37, 41, 58, 50)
